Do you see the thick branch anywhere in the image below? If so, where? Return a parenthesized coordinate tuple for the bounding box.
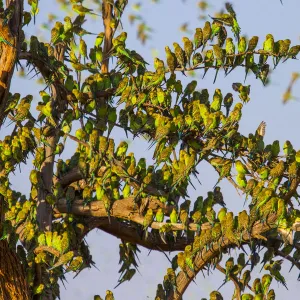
(59, 165, 168, 197)
(84, 217, 193, 251)
(56, 197, 182, 228)
(0, 0, 23, 127)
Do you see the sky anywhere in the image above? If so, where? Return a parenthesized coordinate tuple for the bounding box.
(1, 0, 300, 299)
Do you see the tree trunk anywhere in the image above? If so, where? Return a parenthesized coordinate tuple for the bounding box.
(0, 241, 30, 300)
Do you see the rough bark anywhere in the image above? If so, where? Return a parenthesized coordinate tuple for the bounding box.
(0, 1, 30, 299)
(0, 241, 30, 300)
(0, 0, 23, 127)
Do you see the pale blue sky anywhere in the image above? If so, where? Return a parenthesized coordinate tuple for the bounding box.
(2, 0, 300, 299)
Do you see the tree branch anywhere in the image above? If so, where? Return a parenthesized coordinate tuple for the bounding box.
(83, 217, 193, 252)
(0, 0, 23, 127)
(101, 0, 113, 74)
(275, 249, 300, 270)
(171, 213, 278, 300)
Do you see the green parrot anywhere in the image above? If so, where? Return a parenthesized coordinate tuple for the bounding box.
(225, 257, 234, 280)
(202, 21, 212, 49)
(202, 49, 214, 79)
(209, 290, 223, 300)
(79, 38, 88, 62)
(211, 20, 222, 40)
(115, 141, 128, 160)
(217, 24, 227, 47)
(182, 37, 194, 67)
(236, 173, 247, 188)
(247, 36, 259, 52)
(179, 200, 191, 232)
(227, 102, 243, 123)
(156, 208, 164, 223)
(170, 208, 178, 224)
(266, 289, 275, 300)
(282, 45, 300, 62)
(211, 88, 223, 112)
(209, 11, 240, 41)
(13, 95, 33, 123)
(72, 4, 100, 16)
(269, 160, 285, 179)
(283, 140, 293, 156)
(235, 160, 249, 174)
(255, 120, 266, 138)
(212, 45, 225, 83)
(143, 209, 154, 238)
(50, 21, 64, 45)
(274, 39, 291, 67)
(224, 37, 235, 74)
(192, 52, 203, 66)
(259, 34, 274, 65)
(256, 188, 273, 211)
(183, 80, 197, 100)
(155, 284, 165, 300)
(257, 63, 270, 85)
(213, 186, 226, 207)
(114, 268, 136, 289)
(5, 92, 20, 114)
(194, 27, 203, 49)
(105, 290, 114, 300)
(95, 32, 105, 47)
(184, 245, 195, 272)
(227, 36, 246, 75)
(264, 259, 287, 289)
(260, 248, 274, 271)
(173, 42, 185, 69)
(165, 46, 177, 74)
(223, 92, 233, 117)
(212, 44, 225, 63)
(237, 252, 245, 274)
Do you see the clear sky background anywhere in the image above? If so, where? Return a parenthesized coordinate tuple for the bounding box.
(2, 0, 300, 299)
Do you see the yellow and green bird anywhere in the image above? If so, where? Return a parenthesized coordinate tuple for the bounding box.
(227, 36, 246, 75)
(235, 160, 249, 174)
(223, 92, 233, 117)
(156, 208, 164, 223)
(72, 4, 100, 16)
(224, 37, 235, 74)
(194, 27, 203, 50)
(165, 46, 177, 74)
(143, 209, 154, 238)
(182, 37, 194, 67)
(202, 49, 214, 79)
(202, 21, 212, 49)
(51, 21, 64, 45)
(282, 45, 300, 62)
(173, 42, 185, 69)
(212, 44, 225, 83)
(259, 34, 274, 66)
(211, 88, 223, 112)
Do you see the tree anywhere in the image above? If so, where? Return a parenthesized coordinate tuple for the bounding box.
(0, 0, 299, 299)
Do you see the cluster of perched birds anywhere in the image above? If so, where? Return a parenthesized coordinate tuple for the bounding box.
(0, 0, 299, 299)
